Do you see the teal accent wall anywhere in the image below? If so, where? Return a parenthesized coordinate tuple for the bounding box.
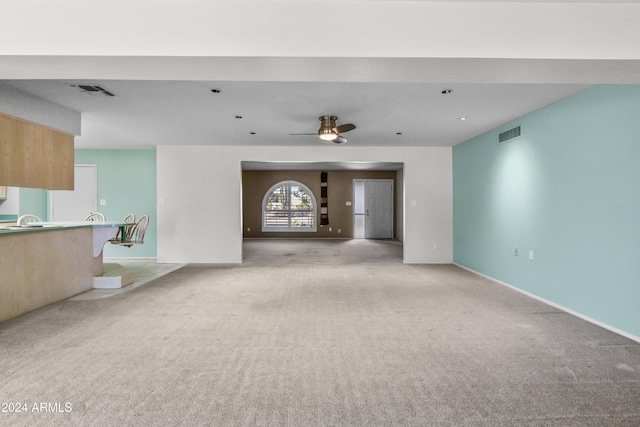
(75, 149, 156, 257)
(19, 188, 48, 220)
(453, 85, 640, 338)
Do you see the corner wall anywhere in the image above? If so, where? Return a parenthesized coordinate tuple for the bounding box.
(75, 149, 157, 258)
(19, 188, 48, 220)
(453, 85, 640, 338)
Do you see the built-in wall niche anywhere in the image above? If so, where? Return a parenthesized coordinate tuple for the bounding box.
(0, 112, 74, 191)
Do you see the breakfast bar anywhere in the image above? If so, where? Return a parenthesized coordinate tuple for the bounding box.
(0, 222, 126, 322)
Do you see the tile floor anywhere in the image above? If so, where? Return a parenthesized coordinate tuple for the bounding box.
(69, 258, 185, 301)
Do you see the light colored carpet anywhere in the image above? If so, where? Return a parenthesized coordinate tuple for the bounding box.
(1, 239, 639, 426)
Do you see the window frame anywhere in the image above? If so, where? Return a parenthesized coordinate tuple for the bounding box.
(262, 180, 317, 232)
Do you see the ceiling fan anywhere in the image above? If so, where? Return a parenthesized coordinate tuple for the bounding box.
(291, 115, 356, 144)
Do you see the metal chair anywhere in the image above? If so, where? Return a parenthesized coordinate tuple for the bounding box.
(109, 213, 135, 244)
(111, 215, 149, 247)
(123, 213, 135, 224)
(122, 213, 136, 240)
(17, 214, 42, 226)
(84, 212, 106, 222)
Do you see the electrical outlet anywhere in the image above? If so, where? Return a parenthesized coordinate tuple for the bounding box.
(514, 248, 519, 257)
(338, 229, 341, 233)
(247, 227, 250, 232)
(329, 227, 332, 232)
(529, 250, 534, 260)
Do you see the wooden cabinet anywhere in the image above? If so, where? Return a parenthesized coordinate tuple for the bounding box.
(0, 112, 74, 190)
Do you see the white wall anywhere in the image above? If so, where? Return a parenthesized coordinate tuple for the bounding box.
(2, 2, 640, 61)
(157, 146, 451, 264)
(0, 83, 81, 135)
(0, 187, 20, 215)
(2, 3, 640, 85)
(395, 166, 404, 243)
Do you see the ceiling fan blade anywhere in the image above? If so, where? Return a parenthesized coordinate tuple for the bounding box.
(333, 123, 356, 134)
(333, 135, 348, 144)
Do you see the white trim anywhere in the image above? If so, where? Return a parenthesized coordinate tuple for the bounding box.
(454, 263, 640, 344)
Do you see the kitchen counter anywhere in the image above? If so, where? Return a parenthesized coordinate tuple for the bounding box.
(0, 222, 128, 323)
(0, 221, 128, 256)
(0, 221, 123, 234)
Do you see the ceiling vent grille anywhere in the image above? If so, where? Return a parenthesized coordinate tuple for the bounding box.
(499, 126, 521, 143)
(71, 84, 116, 97)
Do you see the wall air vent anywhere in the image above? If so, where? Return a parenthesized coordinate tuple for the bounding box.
(70, 84, 116, 97)
(498, 126, 521, 143)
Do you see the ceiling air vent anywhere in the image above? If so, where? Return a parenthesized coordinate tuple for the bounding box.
(498, 126, 521, 143)
(71, 84, 116, 97)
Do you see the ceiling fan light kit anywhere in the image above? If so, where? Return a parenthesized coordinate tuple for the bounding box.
(318, 130, 338, 141)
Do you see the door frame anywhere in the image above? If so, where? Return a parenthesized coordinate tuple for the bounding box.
(353, 178, 394, 239)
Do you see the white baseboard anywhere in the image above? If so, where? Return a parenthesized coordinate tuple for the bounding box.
(454, 263, 640, 344)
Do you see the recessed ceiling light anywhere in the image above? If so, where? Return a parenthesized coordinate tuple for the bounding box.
(235, 115, 243, 119)
(250, 132, 256, 135)
(396, 132, 403, 135)
(211, 89, 221, 93)
(458, 117, 467, 121)
(441, 89, 453, 94)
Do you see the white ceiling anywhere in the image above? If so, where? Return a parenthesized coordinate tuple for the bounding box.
(3, 0, 638, 155)
(4, 79, 590, 149)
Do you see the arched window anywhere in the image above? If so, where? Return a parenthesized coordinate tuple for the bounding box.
(262, 181, 317, 232)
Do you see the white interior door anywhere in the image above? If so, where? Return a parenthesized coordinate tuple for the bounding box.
(50, 164, 97, 221)
(364, 180, 393, 239)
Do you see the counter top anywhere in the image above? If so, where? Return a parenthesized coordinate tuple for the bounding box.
(0, 221, 128, 236)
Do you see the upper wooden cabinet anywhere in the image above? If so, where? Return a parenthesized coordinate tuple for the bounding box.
(0, 112, 74, 190)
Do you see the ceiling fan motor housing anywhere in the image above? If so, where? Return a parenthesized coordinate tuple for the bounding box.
(318, 115, 338, 140)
